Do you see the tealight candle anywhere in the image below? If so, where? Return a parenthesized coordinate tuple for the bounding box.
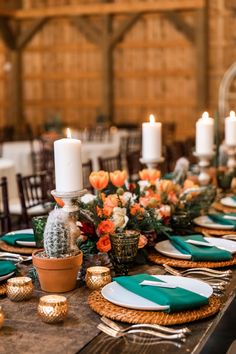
(225, 111, 236, 146)
(142, 114, 162, 160)
(38, 295, 68, 323)
(0, 306, 4, 328)
(85, 266, 111, 290)
(196, 111, 214, 155)
(6, 277, 33, 302)
(54, 128, 83, 192)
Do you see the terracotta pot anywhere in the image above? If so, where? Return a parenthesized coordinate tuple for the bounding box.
(32, 250, 83, 293)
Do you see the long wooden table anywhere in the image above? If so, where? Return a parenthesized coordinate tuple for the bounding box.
(0, 263, 235, 354)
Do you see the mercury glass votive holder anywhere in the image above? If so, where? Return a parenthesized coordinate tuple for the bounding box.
(6, 277, 33, 302)
(38, 295, 68, 324)
(85, 266, 111, 290)
(0, 306, 4, 328)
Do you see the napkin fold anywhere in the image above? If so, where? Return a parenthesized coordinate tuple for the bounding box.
(0, 260, 16, 276)
(208, 213, 236, 229)
(1, 233, 35, 246)
(114, 273, 208, 312)
(169, 234, 232, 261)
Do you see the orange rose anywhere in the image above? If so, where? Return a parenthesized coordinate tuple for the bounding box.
(89, 171, 109, 191)
(157, 180, 175, 193)
(103, 194, 119, 212)
(138, 234, 148, 249)
(130, 203, 145, 216)
(97, 220, 115, 236)
(139, 169, 161, 184)
(96, 235, 111, 253)
(110, 170, 127, 188)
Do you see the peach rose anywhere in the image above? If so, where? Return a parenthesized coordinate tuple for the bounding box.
(139, 169, 161, 184)
(89, 171, 109, 190)
(110, 170, 127, 188)
(157, 179, 175, 193)
(138, 234, 148, 249)
(96, 235, 111, 253)
(97, 220, 115, 236)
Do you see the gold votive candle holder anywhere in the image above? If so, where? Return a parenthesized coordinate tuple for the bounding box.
(85, 266, 111, 290)
(38, 295, 68, 324)
(6, 277, 33, 302)
(0, 306, 4, 328)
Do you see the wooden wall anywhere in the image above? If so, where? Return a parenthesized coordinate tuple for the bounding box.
(0, 0, 235, 139)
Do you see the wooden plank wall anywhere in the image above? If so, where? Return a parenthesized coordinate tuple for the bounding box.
(0, 0, 234, 139)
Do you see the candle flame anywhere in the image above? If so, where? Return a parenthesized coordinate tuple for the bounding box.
(149, 114, 155, 124)
(67, 128, 72, 138)
(202, 111, 209, 119)
(230, 111, 236, 118)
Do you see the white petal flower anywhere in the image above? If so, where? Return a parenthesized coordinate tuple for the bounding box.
(138, 180, 150, 192)
(112, 207, 129, 229)
(81, 193, 96, 204)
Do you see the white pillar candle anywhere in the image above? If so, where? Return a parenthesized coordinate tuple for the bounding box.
(142, 114, 162, 160)
(54, 128, 83, 192)
(225, 111, 236, 146)
(196, 112, 214, 155)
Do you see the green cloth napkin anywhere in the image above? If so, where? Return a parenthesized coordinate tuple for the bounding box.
(114, 273, 208, 312)
(169, 234, 232, 261)
(208, 213, 236, 229)
(231, 196, 236, 202)
(0, 260, 16, 276)
(1, 233, 35, 246)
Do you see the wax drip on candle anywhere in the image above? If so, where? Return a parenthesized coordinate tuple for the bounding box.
(149, 114, 155, 124)
(202, 111, 209, 119)
(230, 111, 236, 118)
(67, 128, 72, 138)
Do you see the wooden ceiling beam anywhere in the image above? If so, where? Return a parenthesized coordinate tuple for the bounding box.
(164, 11, 195, 43)
(71, 17, 102, 46)
(17, 18, 48, 49)
(0, 18, 16, 49)
(1, 1, 204, 20)
(110, 13, 141, 48)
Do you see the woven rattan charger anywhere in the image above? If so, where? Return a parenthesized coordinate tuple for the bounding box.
(0, 240, 39, 255)
(88, 291, 221, 326)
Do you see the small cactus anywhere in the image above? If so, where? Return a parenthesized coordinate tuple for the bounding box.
(44, 208, 80, 258)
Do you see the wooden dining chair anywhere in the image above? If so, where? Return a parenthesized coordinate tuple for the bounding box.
(82, 160, 94, 193)
(16, 172, 54, 228)
(98, 153, 122, 172)
(0, 177, 11, 234)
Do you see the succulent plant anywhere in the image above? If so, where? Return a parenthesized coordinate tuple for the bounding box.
(44, 208, 80, 258)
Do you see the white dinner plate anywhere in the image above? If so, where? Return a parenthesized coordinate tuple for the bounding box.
(220, 197, 236, 208)
(5, 229, 36, 247)
(0, 271, 15, 281)
(101, 275, 213, 311)
(193, 215, 234, 230)
(155, 238, 236, 260)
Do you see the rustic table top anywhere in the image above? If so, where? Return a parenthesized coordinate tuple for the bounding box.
(0, 263, 235, 354)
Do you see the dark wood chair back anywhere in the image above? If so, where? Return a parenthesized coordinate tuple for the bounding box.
(0, 177, 11, 234)
(98, 153, 122, 172)
(82, 160, 94, 193)
(126, 150, 143, 182)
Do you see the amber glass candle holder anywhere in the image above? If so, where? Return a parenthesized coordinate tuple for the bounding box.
(85, 266, 111, 290)
(6, 277, 33, 302)
(38, 295, 68, 324)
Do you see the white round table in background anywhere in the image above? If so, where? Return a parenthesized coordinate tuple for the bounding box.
(0, 158, 18, 200)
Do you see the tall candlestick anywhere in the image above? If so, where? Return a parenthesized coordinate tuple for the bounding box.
(196, 112, 214, 155)
(142, 114, 162, 160)
(225, 111, 236, 146)
(54, 128, 83, 192)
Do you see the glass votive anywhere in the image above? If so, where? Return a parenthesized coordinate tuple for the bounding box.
(6, 277, 33, 301)
(32, 215, 48, 248)
(0, 306, 4, 328)
(38, 295, 68, 324)
(85, 266, 111, 290)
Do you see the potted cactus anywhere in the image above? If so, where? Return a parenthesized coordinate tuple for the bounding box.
(33, 208, 83, 293)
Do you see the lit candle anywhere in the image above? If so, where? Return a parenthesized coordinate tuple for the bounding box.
(196, 112, 214, 155)
(54, 128, 83, 192)
(142, 114, 162, 160)
(225, 111, 236, 146)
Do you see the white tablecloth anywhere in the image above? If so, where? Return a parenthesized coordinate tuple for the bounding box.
(0, 158, 18, 200)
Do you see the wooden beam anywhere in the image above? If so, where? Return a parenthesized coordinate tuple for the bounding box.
(0, 9, 15, 17)
(110, 13, 140, 48)
(71, 17, 102, 46)
(195, 6, 208, 111)
(9, 1, 204, 19)
(0, 18, 16, 49)
(17, 18, 48, 49)
(164, 11, 195, 42)
(225, 0, 236, 9)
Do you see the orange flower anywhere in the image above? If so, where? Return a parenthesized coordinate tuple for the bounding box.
(89, 171, 109, 191)
(97, 220, 115, 236)
(110, 170, 127, 188)
(104, 194, 119, 210)
(53, 196, 64, 207)
(139, 169, 161, 184)
(130, 203, 144, 216)
(96, 235, 111, 253)
(183, 179, 199, 190)
(157, 180, 175, 193)
(138, 234, 148, 249)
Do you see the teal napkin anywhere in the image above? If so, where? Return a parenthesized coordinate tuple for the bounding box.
(169, 234, 232, 261)
(0, 260, 16, 276)
(114, 273, 208, 312)
(231, 196, 236, 202)
(208, 213, 236, 229)
(1, 233, 35, 246)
